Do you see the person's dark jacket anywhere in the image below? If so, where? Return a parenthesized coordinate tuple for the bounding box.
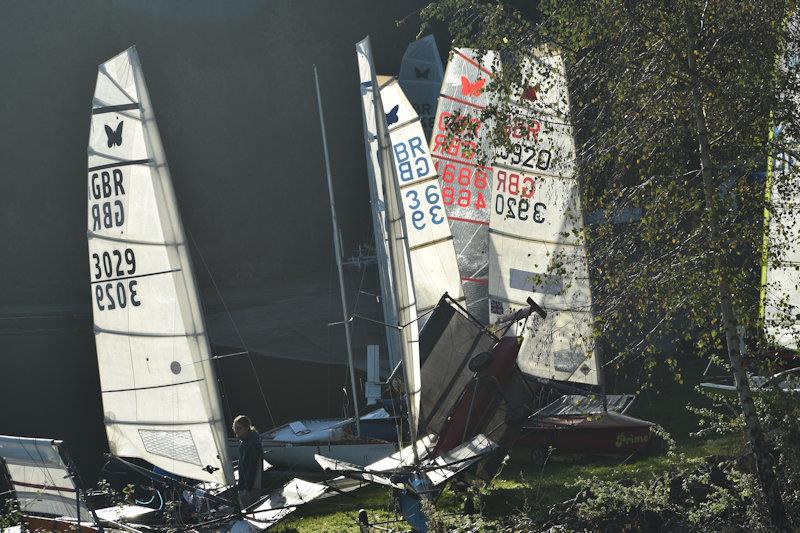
(237, 430, 263, 491)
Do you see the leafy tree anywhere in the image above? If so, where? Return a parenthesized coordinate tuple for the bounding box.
(420, 0, 800, 529)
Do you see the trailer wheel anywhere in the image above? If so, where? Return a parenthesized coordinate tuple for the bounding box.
(529, 446, 548, 467)
(469, 351, 492, 372)
(505, 406, 530, 426)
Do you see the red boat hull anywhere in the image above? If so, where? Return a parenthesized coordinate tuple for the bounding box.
(433, 336, 521, 455)
(518, 412, 655, 455)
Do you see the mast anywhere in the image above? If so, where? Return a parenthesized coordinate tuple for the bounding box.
(363, 40, 422, 465)
(314, 65, 361, 436)
(356, 39, 401, 369)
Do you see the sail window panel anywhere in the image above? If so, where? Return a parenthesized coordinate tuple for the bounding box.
(489, 174, 584, 246)
(88, 109, 149, 167)
(94, 333, 202, 393)
(92, 50, 139, 107)
(107, 423, 223, 484)
(518, 309, 598, 384)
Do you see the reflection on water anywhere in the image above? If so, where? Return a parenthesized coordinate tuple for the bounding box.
(0, 273, 386, 482)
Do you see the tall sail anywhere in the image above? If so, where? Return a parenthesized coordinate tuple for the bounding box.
(762, 123, 800, 351)
(398, 35, 445, 141)
(489, 46, 598, 385)
(379, 77, 464, 325)
(430, 48, 498, 324)
(87, 47, 233, 484)
(357, 37, 422, 445)
(357, 39, 401, 369)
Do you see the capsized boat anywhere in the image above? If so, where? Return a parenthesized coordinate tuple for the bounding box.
(0, 435, 156, 531)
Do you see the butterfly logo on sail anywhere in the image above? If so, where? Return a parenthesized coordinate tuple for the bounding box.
(522, 84, 539, 102)
(105, 122, 124, 148)
(460, 76, 485, 97)
(414, 67, 430, 79)
(385, 105, 399, 126)
(360, 80, 373, 96)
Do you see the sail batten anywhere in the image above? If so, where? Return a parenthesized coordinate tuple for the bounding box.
(87, 47, 232, 485)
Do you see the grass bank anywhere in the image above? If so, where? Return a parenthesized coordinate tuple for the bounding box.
(273, 433, 743, 532)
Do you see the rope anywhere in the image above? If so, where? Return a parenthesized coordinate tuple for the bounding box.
(186, 228, 275, 427)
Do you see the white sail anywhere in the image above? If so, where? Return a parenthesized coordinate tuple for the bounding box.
(430, 48, 498, 323)
(87, 47, 233, 484)
(0, 436, 92, 520)
(398, 35, 445, 140)
(357, 37, 422, 446)
(379, 77, 464, 324)
(488, 46, 598, 385)
(357, 40, 401, 368)
(763, 127, 800, 351)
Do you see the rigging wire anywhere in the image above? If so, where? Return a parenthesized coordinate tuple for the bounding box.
(185, 228, 275, 427)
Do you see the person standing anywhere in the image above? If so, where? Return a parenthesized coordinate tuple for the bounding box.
(232, 414, 263, 508)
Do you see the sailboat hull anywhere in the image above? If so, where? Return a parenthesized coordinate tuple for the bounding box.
(261, 442, 398, 473)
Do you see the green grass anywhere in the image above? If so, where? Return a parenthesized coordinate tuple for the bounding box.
(272, 433, 744, 532)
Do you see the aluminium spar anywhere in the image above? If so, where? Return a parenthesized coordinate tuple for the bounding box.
(357, 37, 422, 456)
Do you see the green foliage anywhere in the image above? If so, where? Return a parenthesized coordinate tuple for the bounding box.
(421, 0, 800, 384)
(0, 498, 21, 530)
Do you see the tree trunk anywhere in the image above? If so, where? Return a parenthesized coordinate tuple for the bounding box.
(686, 13, 789, 532)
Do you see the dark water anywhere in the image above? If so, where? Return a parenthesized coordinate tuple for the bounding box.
(0, 0, 445, 481)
